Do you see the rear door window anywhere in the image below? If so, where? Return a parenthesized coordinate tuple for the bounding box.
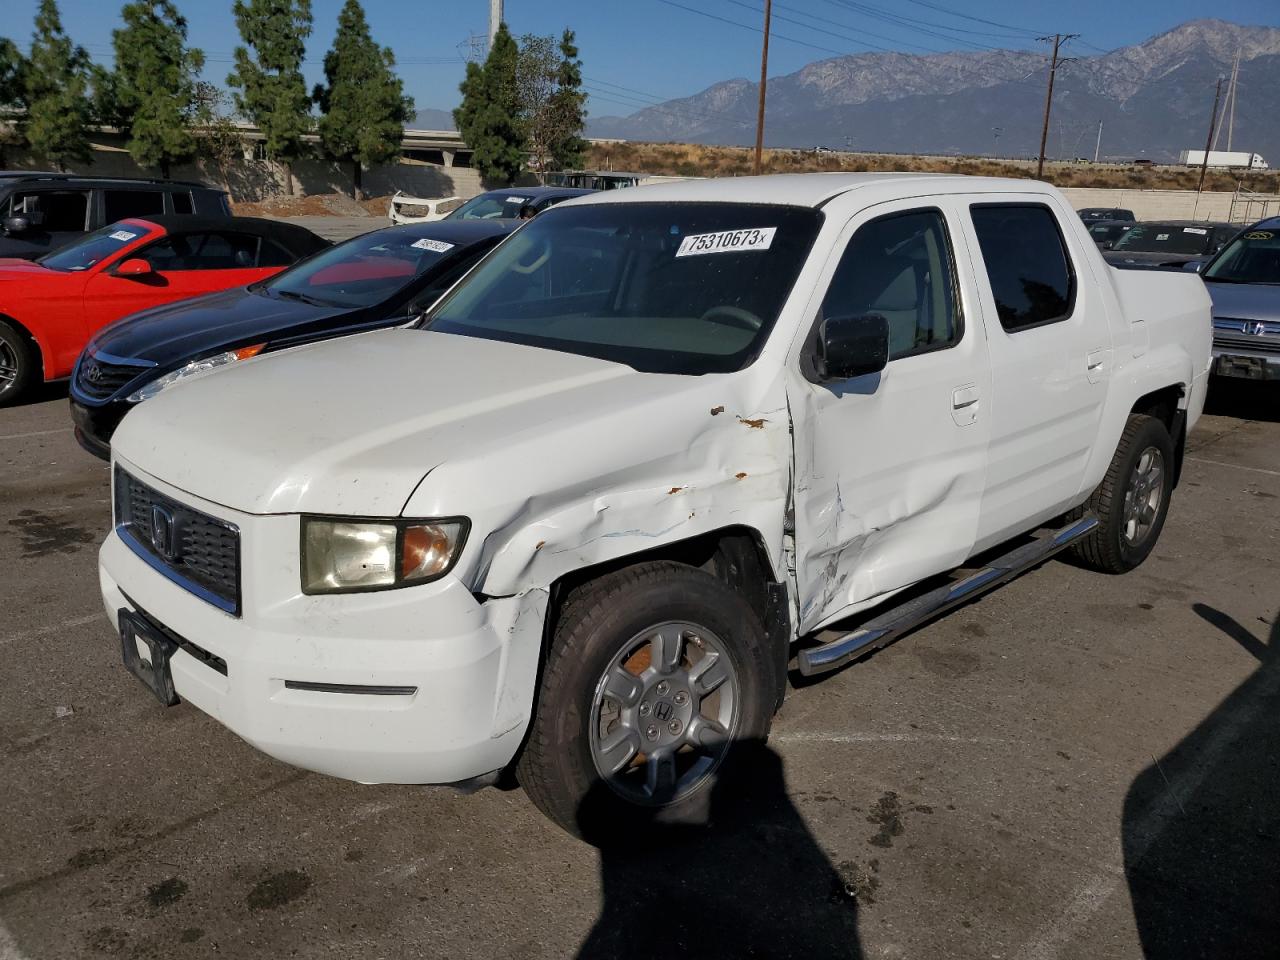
(970, 204, 1075, 332)
(103, 189, 165, 222)
(170, 191, 194, 215)
(8, 189, 90, 231)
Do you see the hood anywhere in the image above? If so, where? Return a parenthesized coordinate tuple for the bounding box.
(113, 329, 674, 516)
(1103, 250, 1199, 270)
(89, 287, 353, 367)
(0, 259, 55, 279)
(1204, 279, 1280, 324)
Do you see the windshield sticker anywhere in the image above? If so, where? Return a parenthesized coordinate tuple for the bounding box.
(1182, 227, 1207, 235)
(506, 196, 528, 204)
(675, 227, 777, 258)
(411, 238, 455, 253)
(1244, 231, 1274, 240)
(1155, 233, 1170, 241)
(109, 230, 137, 242)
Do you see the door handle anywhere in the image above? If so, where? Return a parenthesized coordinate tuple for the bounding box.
(1086, 348, 1108, 384)
(951, 384, 980, 426)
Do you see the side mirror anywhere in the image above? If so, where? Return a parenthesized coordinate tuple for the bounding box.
(115, 258, 153, 277)
(1101, 240, 1114, 250)
(1182, 260, 1203, 273)
(3, 216, 30, 235)
(817, 313, 889, 381)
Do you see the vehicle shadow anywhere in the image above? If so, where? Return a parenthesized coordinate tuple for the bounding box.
(1122, 603, 1280, 957)
(1203, 375, 1280, 423)
(5, 379, 69, 408)
(575, 740, 865, 959)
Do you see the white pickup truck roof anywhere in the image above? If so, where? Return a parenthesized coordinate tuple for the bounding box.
(559, 172, 1052, 209)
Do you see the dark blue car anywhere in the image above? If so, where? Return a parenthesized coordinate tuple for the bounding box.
(69, 218, 514, 458)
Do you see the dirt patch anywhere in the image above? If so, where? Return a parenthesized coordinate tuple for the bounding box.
(231, 193, 389, 218)
(146, 876, 188, 908)
(867, 792, 906, 848)
(8, 509, 95, 558)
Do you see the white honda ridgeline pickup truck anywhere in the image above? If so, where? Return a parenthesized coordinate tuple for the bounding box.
(100, 174, 1211, 839)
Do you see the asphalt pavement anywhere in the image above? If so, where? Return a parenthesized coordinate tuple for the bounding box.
(1, 377, 1277, 960)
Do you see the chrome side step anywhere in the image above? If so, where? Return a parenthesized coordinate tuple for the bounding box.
(796, 515, 1099, 676)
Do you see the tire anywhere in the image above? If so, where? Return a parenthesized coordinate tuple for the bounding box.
(1069, 413, 1175, 574)
(517, 560, 777, 843)
(0, 321, 36, 407)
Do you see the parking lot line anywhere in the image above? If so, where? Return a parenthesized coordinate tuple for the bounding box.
(1185, 455, 1280, 477)
(0, 428, 72, 442)
(0, 613, 101, 647)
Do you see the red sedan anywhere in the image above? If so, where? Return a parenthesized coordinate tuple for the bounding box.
(0, 215, 329, 405)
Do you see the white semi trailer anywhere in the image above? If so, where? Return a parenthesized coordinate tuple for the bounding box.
(1179, 150, 1269, 170)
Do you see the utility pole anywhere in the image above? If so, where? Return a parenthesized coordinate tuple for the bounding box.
(1035, 33, 1078, 179)
(1196, 77, 1225, 196)
(1093, 119, 1102, 163)
(1226, 49, 1240, 151)
(488, 0, 503, 53)
(753, 0, 772, 177)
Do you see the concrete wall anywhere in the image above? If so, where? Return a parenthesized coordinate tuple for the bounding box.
(3, 140, 485, 203)
(1060, 187, 1280, 223)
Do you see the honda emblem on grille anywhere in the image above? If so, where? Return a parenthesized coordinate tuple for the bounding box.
(150, 505, 178, 560)
(1243, 320, 1268, 336)
(85, 363, 102, 383)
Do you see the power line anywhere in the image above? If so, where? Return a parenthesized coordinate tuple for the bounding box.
(900, 0, 1046, 37)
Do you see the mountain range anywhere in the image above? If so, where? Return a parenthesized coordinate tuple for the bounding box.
(584, 19, 1280, 163)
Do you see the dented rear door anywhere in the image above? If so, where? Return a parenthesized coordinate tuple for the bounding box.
(789, 195, 992, 632)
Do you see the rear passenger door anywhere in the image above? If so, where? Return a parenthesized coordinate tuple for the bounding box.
(960, 197, 1112, 552)
(790, 199, 992, 631)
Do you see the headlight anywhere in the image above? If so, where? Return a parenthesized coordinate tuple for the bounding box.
(301, 517, 469, 594)
(127, 343, 266, 402)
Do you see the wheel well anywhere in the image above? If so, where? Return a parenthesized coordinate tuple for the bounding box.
(1129, 383, 1187, 485)
(1129, 384, 1184, 433)
(0, 314, 45, 378)
(546, 526, 790, 709)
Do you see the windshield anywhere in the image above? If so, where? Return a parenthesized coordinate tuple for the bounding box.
(263, 229, 464, 307)
(446, 192, 533, 221)
(422, 202, 824, 375)
(1113, 224, 1214, 255)
(38, 223, 148, 272)
(1202, 227, 1280, 284)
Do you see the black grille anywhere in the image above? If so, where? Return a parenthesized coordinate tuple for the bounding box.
(1214, 334, 1280, 355)
(76, 356, 148, 400)
(114, 466, 241, 615)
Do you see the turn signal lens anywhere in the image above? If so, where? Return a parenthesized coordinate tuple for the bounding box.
(233, 342, 267, 360)
(401, 523, 461, 581)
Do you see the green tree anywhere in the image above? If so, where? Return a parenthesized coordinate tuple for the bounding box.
(23, 0, 94, 170)
(313, 0, 413, 200)
(454, 23, 524, 186)
(192, 81, 246, 193)
(549, 29, 587, 171)
(227, 0, 313, 196)
(0, 37, 26, 166)
(111, 1, 205, 179)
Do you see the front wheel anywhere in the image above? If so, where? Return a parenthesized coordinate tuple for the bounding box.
(1069, 413, 1175, 574)
(517, 561, 777, 842)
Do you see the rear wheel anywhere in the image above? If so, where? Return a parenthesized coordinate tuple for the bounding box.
(0, 322, 36, 407)
(517, 561, 776, 842)
(1069, 413, 1175, 574)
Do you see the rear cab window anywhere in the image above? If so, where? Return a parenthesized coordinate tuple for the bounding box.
(969, 203, 1076, 332)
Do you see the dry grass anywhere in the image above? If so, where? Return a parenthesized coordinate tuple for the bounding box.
(588, 141, 1280, 194)
(231, 193, 390, 217)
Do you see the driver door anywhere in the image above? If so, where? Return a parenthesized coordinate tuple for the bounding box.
(789, 198, 992, 632)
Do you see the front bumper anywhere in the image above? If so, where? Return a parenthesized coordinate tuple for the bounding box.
(70, 398, 125, 460)
(99, 464, 547, 785)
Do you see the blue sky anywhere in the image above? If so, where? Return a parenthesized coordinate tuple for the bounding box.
(5, 0, 1280, 118)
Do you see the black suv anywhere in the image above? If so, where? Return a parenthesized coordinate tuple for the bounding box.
(0, 172, 232, 260)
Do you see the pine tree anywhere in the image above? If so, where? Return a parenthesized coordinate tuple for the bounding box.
(0, 38, 26, 166)
(549, 29, 587, 171)
(228, 0, 313, 196)
(454, 24, 525, 186)
(23, 0, 94, 171)
(111, 1, 205, 179)
(313, 0, 413, 200)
